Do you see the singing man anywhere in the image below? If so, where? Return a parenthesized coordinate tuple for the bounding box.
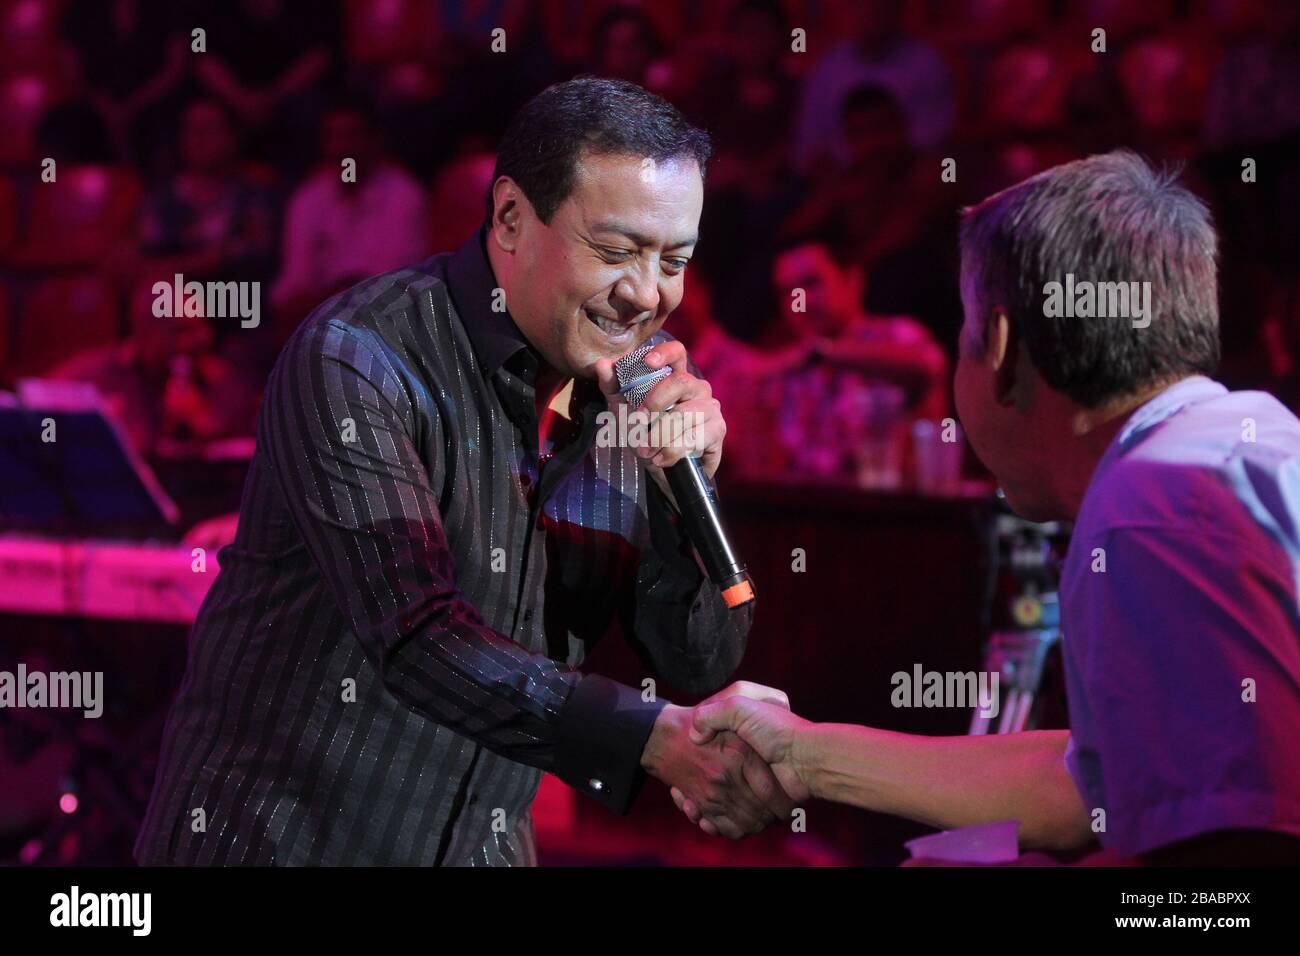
(136, 77, 791, 866)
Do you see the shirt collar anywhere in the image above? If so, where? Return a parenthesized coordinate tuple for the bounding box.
(1114, 375, 1227, 452)
(443, 223, 606, 427)
(1079, 375, 1227, 510)
(445, 223, 537, 381)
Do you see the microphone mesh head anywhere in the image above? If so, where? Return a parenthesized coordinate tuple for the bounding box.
(614, 342, 673, 410)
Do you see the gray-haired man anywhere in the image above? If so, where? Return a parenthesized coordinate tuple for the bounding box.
(679, 151, 1300, 865)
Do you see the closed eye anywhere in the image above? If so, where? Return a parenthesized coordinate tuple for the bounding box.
(596, 243, 689, 274)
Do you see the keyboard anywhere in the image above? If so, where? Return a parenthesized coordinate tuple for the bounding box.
(0, 535, 219, 625)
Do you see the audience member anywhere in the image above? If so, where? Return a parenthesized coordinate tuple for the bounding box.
(48, 281, 260, 456)
(127, 98, 277, 287)
(271, 97, 427, 334)
(794, 0, 954, 170)
(761, 241, 947, 482)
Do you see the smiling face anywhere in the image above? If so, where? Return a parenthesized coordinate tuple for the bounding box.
(490, 150, 703, 379)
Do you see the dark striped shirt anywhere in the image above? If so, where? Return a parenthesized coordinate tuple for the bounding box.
(134, 227, 752, 866)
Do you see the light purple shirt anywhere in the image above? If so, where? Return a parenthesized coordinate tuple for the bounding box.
(1061, 376, 1300, 857)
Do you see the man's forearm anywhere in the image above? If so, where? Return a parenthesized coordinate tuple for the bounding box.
(796, 726, 1093, 850)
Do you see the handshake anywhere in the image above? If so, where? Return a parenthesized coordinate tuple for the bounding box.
(639, 681, 815, 838)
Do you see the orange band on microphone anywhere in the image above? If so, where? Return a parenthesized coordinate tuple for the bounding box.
(721, 579, 755, 609)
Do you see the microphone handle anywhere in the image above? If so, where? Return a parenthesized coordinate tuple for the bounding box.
(665, 456, 755, 607)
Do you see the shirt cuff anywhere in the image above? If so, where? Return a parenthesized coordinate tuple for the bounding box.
(553, 673, 667, 815)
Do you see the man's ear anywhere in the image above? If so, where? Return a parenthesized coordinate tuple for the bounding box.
(987, 307, 1019, 407)
(488, 176, 524, 252)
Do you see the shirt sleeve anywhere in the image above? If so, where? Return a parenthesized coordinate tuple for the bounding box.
(619, 471, 754, 699)
(1064, 522, 1300, 857)
(259, 318, 660, 813)
(608, 338, 754, 699)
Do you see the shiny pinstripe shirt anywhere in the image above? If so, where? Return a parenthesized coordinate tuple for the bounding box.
(135, 227, 752, 866)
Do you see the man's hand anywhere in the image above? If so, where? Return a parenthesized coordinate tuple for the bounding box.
(689, 694, 815, 805)
(661, 682, 801, 836)
(641, 700, 793, 839)
(697, 680, 790, 710)
(594, 340, 726, 492)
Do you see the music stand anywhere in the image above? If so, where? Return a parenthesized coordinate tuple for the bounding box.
(0, 381, 179, 862)
(0, 380, 178, 537)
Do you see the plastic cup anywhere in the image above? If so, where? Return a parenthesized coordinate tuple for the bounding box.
(912, 419, 964, 495)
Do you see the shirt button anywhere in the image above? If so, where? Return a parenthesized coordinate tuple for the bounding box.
(588, 778, 604, 792)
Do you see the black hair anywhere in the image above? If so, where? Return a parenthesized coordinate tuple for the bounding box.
(485, 76, 712, 224)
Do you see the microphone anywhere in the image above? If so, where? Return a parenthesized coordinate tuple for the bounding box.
(614, 342, 756, 610)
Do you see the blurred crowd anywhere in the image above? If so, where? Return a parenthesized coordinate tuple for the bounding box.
(1, 0, 1298, 498)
